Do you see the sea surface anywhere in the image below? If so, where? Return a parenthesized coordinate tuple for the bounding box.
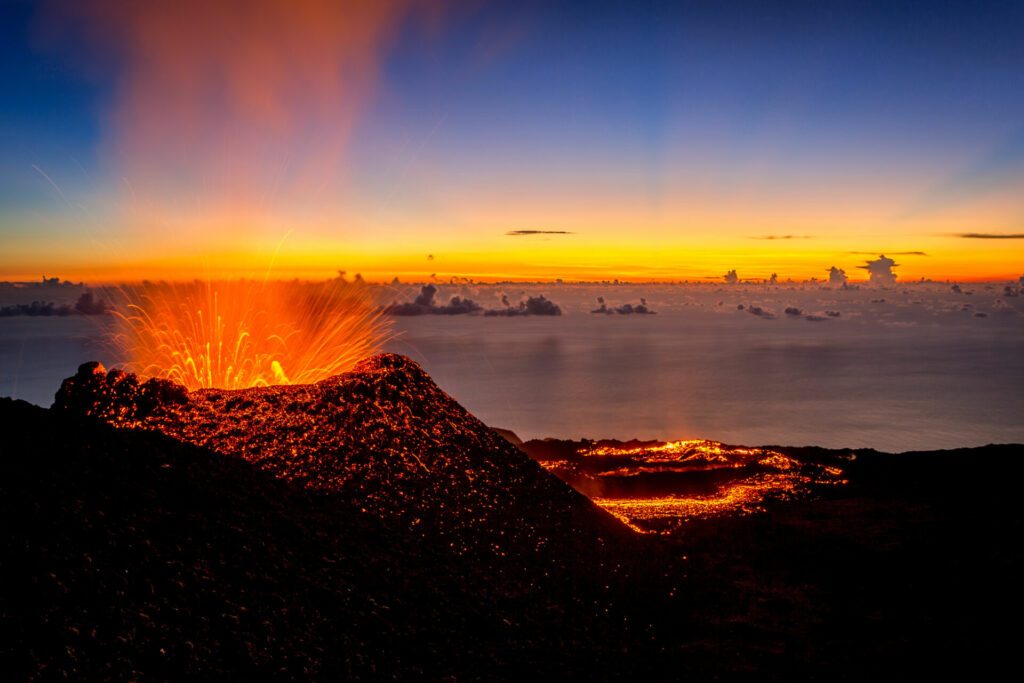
(3, 281, 1022, 452)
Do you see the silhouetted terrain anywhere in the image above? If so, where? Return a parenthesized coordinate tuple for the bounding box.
(2, 356, 1022, 679)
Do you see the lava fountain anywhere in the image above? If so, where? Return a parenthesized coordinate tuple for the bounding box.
(104, 277, 392, 391)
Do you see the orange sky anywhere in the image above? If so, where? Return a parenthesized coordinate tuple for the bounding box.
(2, 1, 1022, 284)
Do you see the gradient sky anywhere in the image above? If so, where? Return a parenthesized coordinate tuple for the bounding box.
(2, 0, 1023, 282)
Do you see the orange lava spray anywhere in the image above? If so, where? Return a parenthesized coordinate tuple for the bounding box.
(105, 277, 392, 390)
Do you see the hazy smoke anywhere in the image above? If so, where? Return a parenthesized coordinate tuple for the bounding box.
(49, 0, 426, 234)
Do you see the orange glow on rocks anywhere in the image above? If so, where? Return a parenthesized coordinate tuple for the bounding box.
(106, 278, 391, 390)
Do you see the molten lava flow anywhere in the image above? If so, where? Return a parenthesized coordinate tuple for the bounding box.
(534, 438, 850, 533)
(106, 278, 391, 390)
(593, 473, 808, 533)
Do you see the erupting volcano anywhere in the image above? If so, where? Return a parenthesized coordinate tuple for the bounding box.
(105, 278, 391, 391)
(3, 0, 1023, 678)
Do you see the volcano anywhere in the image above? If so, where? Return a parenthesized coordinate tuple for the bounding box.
(2, 355, 640, 679)
(51, 353, 625, 542)
(3, 355, 1023, 679)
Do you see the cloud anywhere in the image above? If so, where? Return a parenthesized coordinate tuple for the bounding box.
(74, 291, 112, 315)
(827, 266, 847, 287)
(0, 291, 110, 317)
(591, 296, 655, 315)
(506, 230, 574, 236)
(858, 254, 899, 286)
(0, 301, 73, 317)
(385, 286, 562, 317)
(747, 235, 812, 240)
(956, 233, 1024, 239)
(485, 295, 562, 316)
(848, 251, 927, 256)
(385, 285, 483, 316)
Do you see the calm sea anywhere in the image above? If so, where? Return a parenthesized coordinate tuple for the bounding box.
(3, 282, 1022, 452)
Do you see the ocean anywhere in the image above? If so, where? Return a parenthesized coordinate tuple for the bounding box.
(3, 281, 1022, 452)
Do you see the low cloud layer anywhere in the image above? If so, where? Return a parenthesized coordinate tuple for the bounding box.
(0, 291, 111, 317)
(849, 251, 927, 256)
(505, 230, 574, 236)
(384, 285, 483, 316)
(385, 286, 562, 317)
(956, 233, 1024, 239)
(486, 294, 562, 316)
(591, 296, 656, 315)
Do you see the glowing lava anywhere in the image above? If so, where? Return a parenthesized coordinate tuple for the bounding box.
(106, 277, 391, 390)
(536, 439, 849, 533)
(593, 473, 808, 533)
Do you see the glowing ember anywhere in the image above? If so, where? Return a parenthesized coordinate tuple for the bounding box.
(105, 278, 391, 390)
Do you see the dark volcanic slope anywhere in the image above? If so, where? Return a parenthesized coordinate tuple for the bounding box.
(52, 354, 627, 546)
(2, 356, 646, 679)
(6, 356, 1024, 680)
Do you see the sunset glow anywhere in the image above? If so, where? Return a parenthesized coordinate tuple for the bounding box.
(2, 1, 1021, 283)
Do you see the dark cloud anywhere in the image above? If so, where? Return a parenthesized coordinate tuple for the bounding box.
(827, 266, 847, 287)
(505, 230, 574, 236)
(748, 235, 812, 240)
(386, 286, 561, 317)
(746, 305, 775, 319)
(858, 254, 899, 285)
(0, 301, 74, 317)
(485, 294, 562, 316)
(385, 285, 483, 316)
(956, 233, 1024, 239)
(848, 251, 927, 256)
(73, 291, 111, 315)
(414, 284, 437, 307)
(615, 298, 655, 315)
(591, 296, 656, 315)
(0, 291, 111, 317)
